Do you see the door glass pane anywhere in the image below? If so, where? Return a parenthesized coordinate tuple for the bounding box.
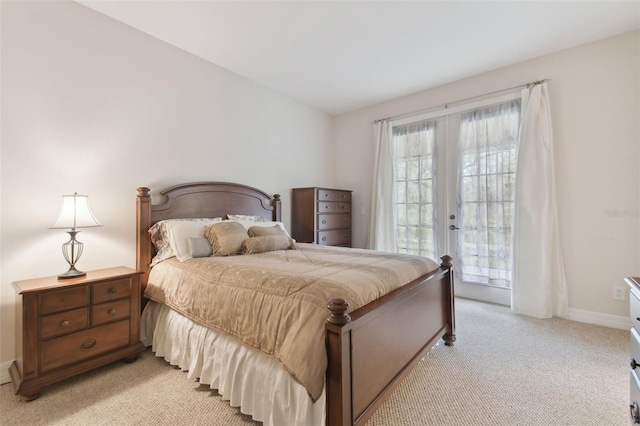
(456, 100, 520, 288)
(392, 121, 437, 260)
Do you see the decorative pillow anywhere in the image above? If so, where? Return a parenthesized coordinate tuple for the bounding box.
(231, 219, 291, 236)
(205, 221, 250, 256)
(248, 224, 287, 237)
(149, 218, 222, 265)
(227, 214, 269, 222)
(241, 235, 296, 255)
(188, 237, 213, 258)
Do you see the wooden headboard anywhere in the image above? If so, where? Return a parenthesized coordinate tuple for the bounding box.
(136, 182, 281, 291)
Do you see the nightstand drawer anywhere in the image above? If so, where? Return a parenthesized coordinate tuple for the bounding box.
(40, 308, 88, 339)
(318, 229, 351, 246)
(318, 214, 351, 230)
(92, 279, 131, 304)
(39, 319, 130, 372)
(40, 286, 89, 316)
(92, 299, 130, 326)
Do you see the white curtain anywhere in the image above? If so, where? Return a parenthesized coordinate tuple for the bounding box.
(369, 120, 397, 251)
(511, 82, 568, 318)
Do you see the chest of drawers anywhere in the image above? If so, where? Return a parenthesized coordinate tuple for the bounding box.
(627, 276, 640, 423)
(9, 267, 146, 400)
(291, 187, 352, 247)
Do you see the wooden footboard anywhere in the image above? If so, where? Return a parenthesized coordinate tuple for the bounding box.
(325, 255, 455, 426)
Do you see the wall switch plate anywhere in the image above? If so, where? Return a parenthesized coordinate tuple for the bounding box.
(613, 286, 625, 301)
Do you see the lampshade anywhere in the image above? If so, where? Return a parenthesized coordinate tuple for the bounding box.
(49, 193, 102, 230)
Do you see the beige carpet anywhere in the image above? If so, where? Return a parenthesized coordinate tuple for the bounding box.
(0, 298, 629, 425)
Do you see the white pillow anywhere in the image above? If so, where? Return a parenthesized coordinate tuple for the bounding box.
(165, 218, 222, 262)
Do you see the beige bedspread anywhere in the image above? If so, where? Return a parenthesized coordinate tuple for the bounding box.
(144, 243, 439, 401)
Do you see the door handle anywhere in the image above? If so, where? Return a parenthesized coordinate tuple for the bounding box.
(449, 225, 460, 230)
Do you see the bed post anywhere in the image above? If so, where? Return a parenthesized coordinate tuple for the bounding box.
(136, 187, 152, 297)
(325, 299, 352, 426)
(440, 255, 456, 346)
(272, 194, 281, 222)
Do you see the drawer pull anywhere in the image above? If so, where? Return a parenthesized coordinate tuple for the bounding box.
(632, 358, 639, 369)
(109, 309, 116, 316)
(61, 320, 69, 327)
(322, 220, 327, 224)
(80, 339, 97, 350)
(108, 287, 117, 294)
(62, 298, 68, 302)
(631, 401, 640, 423)
(322, 237, 327, 241)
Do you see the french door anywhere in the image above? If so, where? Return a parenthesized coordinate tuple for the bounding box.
(393, 94, 521, 305)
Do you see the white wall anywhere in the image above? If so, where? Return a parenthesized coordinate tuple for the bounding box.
(334, 30, 640, 321)
(0, 1, 334, 370)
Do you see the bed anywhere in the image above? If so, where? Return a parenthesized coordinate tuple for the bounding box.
(135, 181, 455, 426)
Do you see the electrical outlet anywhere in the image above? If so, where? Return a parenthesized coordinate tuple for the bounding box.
(613, 286, 625, 301)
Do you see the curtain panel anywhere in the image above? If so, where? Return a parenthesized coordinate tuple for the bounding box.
(511, 82, 569, 318)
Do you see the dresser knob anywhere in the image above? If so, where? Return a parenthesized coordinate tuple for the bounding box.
(61, 320, 69, 327)
(322, 220, 327, 224)
(631, 401, 640, 423)
(108, 287, 117, 294)
(108, 309, 116, 316)
(62, 298, 68, 302)
(322, 237, 327, 241)
(80, 339, 97, 350)
(632, 358, 638, 369)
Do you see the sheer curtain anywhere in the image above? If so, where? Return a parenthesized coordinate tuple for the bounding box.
(457, 101, 520, 288)
(511, 82, 568, 318)
(393, 121, 437, 260)
(369, 120, 396, 251)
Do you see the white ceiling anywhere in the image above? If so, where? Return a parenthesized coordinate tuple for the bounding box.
(78, 1, 640, 115)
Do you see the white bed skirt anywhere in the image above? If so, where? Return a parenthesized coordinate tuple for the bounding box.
(140, 301, 325, 426)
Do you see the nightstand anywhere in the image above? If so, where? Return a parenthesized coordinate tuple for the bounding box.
(9, 266, 146, 401)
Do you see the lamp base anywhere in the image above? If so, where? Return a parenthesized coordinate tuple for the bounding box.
(58, 266, 86, 279)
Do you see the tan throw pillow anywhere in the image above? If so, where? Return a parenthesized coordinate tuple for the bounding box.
(205, 221, 249, 256)
(248, 224, 287, 237)
(241, 235, 295, 255)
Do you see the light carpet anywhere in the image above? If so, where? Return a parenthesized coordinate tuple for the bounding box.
(0, 298, 629, 425)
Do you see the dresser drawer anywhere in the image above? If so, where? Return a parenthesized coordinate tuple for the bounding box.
(92, 278, 131, 304)
(632, 370, 640, 423)
(336, 191, 351, 202)
(39, 319, 131, 373)
(92, 298, 131, 326)
(631, 290, 640, 332)
(337, 202, 351, 213)
(318, 230, 351, 246)
(318, 214, 351, 230)
(40, 286, 89, 316)
(318, 202, 337, 213)
(40, 308, 88, 339)
(317, 189, 337, 201)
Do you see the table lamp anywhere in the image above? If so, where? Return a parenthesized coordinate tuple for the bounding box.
(49, 193, 102, 278)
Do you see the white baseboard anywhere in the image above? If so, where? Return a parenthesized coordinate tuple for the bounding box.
(1, 360, 13, 385)
(567, 307, 630, 330)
